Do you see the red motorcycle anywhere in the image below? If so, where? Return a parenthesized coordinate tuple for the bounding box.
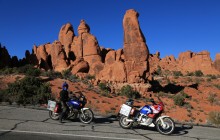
(118, 95, 175, 135)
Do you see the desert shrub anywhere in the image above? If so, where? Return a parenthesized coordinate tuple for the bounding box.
(68, 74, 79, 82)
(98, 83, 111, 96)
(0, 90, 10, 102)
(61, 69, 72, 79)
(42, 71, 62, 79)
(17, 65, 37, 75)
(208, 111, 220, 126)
(206, 74, 217, 79)
(173, 94, 185, 106)
(214, 84, 220, 90)
(207, 93, 217, 105)
(26, 68, 41, 76)
(120, 85, 140, 99)
(98, 83, 108, 91)
(186, 71, 194, 76)
(180, 90, 190, 99)
(85, 74, 95, 80)
(6, 76, 51, 105)
(194, 70, 203, 77)
(0, 67, 19, 75)
(155, 66, 162, 75)
(173, 71, 183, 77)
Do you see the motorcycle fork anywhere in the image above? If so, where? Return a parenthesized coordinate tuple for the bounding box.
(159, 117, 166, 127)
(80, 109, 86, 117)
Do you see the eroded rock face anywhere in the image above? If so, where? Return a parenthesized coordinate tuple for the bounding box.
(71, 20, 103, 75)
(32, 44, 51, 70)
(149, 51, 220, 75)
(178, 51, 219, 74)
(59, 23, 74, 57)
(123, 9, 149, 62)
(71, 60, 89, 75)
(123, 9, 150, 83)
(50, 41, 68, 72)
(214, 53, 220, 72)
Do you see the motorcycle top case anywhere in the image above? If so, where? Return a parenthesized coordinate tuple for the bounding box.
(67, 99, 81, 109)
(140, 105, 152, 115)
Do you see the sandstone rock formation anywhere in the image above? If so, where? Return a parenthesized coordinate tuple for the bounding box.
(0, 44, 11, 68)
(150, 51, 220, 75)
(59, 23, 74, 57)
(50, 41, 68, 72)
(5, 8, 218, 87)
(214, 53, 220, 72)
(123, 9, 150, 83)
(71, 20, 103, 75)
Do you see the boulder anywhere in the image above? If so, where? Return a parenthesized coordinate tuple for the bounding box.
(71, 60, 89, 75)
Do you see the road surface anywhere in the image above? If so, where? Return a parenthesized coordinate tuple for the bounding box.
(0, 106, 219, 140)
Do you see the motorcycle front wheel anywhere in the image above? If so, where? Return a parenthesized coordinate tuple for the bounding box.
(156, 117, 175, 135)
(79, 109, 94, 124)
(49, 111, 60, 120)
(119, 115, 133, 129)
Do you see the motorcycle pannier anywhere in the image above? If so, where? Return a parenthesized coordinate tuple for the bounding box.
(119, 104, 132, 117)
(47, 100, 56, 111)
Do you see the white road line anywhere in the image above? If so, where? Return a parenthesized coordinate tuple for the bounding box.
(0, 129, 143, 140)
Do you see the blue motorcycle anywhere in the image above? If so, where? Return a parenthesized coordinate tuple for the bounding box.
(48, 92, 94, 124)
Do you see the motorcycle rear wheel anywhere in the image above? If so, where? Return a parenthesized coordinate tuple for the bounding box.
(49, 111, 60, 120)
(156, 117, 175, 135)
(79, 109, 94, 124)
(119, 116, 133, 129)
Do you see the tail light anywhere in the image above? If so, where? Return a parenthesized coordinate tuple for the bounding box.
(130, 108, 135, 115)
(54, 105, 59, 113)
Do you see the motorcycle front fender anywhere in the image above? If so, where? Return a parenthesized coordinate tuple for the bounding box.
(81, 108, 90, 111)
(156, 115, 171, 127)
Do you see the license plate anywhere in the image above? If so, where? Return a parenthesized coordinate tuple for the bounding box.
(119, 104, 132, 117)
(47, 100, 56, 111)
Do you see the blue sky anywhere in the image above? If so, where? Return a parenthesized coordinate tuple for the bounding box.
(0, 0, 220, 60)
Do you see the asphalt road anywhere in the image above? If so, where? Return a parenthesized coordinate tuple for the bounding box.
(0, 106, 219, 140)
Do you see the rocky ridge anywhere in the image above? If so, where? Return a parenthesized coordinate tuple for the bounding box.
(1, 9, 220, 85)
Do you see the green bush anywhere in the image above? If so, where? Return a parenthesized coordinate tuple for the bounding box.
(0, 67, 18, 75)
(194, 70, 204, 77)
(214, 84, 220, 90)
(186, 71, 194, 76)
(206, 74, 217, 79)
(26, 68, 41, 76)
(173, 71, 183, 76)
(173, 94, 185, 106)
(6, 76, 51, 105)
(98, 83, 109, 91)
(85, 74, 95, 80)
(120, 85, 140, 99)
(69, 74, 79, 82)
(207, 93, 217, 104)
(155, 66, 162, 75)
(61, 69, 72, 79)
(208, 111, 220, 126)
(0, 90, 10, 102)
(41, 71, 62, 79)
